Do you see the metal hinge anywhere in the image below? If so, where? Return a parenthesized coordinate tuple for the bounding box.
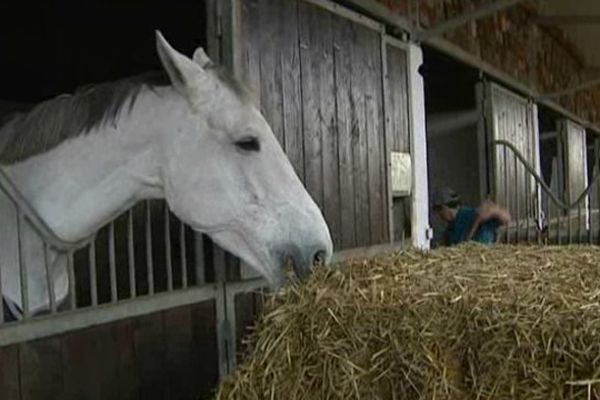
(425, 227, 434, 240)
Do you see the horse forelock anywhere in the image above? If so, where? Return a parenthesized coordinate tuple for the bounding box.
(0, 65, 253, 165)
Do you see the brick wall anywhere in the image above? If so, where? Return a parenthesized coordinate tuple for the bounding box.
(374, 0, 600, 125)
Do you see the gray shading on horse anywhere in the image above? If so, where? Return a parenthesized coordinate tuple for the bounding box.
(0, 31, 332, 320)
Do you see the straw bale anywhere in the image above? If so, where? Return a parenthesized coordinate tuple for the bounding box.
(216, 244, 600, 400)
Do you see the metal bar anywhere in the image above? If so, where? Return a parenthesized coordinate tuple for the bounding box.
(578, 198, 583, 243)
(225, 286, 237, 372)
(180, 221, 188, 289)
(43, 244, 57, 314)
(17, 212, 29, 318)
(0, 167, 91, 252)
(164, 204, 174, 291)
(127, 210, 136, 299)
(381, 36, 394, 243)
(0, 258, 4, 324)
(504, 146, 509, 243)
(525, 159, 531, 243)
(567, 193, 573, 245)
(194, 233, 206, 285)
(534, 182, 550, 244)
(416, 0, 525, 42)
(424, 37, 600, 135)
(108, 222, 118, 303)
(541, 77, 600, 100)
(89, 239, 98, 306)
(145, 200, 154, 295)
(215, 281, 229, 378)
(514, 153, 520, 243)
(67, 251, 76, 310)
(0, 284, 219, 347)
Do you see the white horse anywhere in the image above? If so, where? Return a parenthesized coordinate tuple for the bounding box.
(0, 31, 332, 318)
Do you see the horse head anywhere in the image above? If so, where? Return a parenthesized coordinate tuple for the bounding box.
(154, 32, 333, 287)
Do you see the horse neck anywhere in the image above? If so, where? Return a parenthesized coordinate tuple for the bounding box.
(2, 87, 179, 243)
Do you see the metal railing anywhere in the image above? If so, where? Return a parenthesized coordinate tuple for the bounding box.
(491, 140, 600, 245)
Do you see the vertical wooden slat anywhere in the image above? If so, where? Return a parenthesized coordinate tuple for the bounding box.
(365, 28, 386, 244)
(239, 0, 261, 95)
(0, 345, 20, 400)
(351, 23, 372, 247)
(299, 1, 325, 210)
(164, 306, 197, 400)
(259, 0, 284, 145)
(108, 320, 137, 400)
(20, 338, 63, 400)
(134, 312, 167, 400)
(191, 301, 219, 397)
(281, 0, 304, 179)
(333, 16, 357, 249)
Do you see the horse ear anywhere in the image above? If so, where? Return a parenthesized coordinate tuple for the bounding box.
(155, 30, 208, 97)
(192, 47, 213, 69)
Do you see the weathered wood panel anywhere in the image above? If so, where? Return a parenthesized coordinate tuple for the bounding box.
(0, 302, 218, 400)
(164, 306, 198, 400)
(235, 0, 394, 249)
(385, 45, 410, 153)
(333, 16, 357, 249)
(134, 313, 168, 400)
(0, 345, 20, 400)
(487, 83, 538, 223)
(20, 338, 63, 400)
(351, 23, 374, 246)
(280, 0, 304, 179)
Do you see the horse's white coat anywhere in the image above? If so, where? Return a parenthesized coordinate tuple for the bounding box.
(0, 32, 332, 316)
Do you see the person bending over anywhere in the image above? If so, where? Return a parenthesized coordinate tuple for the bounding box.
(432, 187, 511, 246)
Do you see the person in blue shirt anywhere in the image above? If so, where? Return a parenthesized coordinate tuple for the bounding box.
(432, 187, 511, 246)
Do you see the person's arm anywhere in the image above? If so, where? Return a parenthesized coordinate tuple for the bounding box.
(467, 200, 511, 240)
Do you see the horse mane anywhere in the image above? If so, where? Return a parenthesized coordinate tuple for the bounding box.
(0, 65, 253, 165)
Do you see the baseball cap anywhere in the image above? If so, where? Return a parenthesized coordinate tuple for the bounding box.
(432, 187, 460, 208)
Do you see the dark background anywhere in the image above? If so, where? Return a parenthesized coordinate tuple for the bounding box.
(0, 0, 206, 103)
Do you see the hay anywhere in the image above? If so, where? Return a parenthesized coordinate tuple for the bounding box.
(216, 244, 600, 400)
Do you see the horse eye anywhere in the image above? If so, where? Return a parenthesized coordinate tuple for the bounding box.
(235, 136, 260, 152)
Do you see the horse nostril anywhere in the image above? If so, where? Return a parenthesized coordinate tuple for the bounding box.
(312, 250, 327, 267)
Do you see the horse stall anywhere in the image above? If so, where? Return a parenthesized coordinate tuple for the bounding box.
(422, 42, 600, 247)
(213, 0, 431, 369)
(0, 0, 430, 399)
(0, 1, 224, 399)
(421, 48, 481, 247)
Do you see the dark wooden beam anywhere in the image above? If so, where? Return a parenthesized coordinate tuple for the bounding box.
(532, 15, 600, 26)
(541, 76, 600, 99)
(416, 0, 525, 41)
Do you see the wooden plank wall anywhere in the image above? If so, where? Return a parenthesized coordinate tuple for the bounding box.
(0, 301, 218, 400)
(384, 43, 411, 242)
(488, 84, 537, 222)
(237, 0, 398, 250)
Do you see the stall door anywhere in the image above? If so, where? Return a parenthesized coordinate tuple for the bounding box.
(559, 119, 589, 232)
(480, 82, 540, 231)
(559, 120, 588, 208)
(232, 0, 413, 250)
